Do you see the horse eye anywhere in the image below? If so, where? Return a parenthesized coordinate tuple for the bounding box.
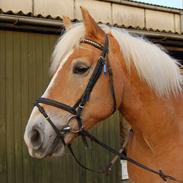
(73, 65, 89, 74)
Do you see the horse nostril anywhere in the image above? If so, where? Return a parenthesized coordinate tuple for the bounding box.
(30, 128, 44, 150)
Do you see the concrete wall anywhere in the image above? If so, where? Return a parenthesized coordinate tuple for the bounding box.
(0, 0, 182, 33)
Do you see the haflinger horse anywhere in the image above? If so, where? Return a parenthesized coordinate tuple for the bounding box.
(24, 7, 183, 183)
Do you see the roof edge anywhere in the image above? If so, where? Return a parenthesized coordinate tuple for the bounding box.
(0, 14, 182, 39)
(104, 0, 182, 14)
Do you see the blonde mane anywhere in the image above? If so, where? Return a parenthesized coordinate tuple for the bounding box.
(51, 23, 182, 97)
(50, 23, 85, 75)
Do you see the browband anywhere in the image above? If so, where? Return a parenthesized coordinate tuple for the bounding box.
(80, 38, 104, 51)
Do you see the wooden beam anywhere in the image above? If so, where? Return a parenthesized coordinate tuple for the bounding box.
(164, 46, 183, 52)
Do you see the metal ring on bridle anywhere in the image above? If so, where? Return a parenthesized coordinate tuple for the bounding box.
(66, 114, 84, 133)
(78, 104, 84, 109)
(70, 126, 84, 133)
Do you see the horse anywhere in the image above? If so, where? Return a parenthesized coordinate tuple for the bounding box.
(24, 7, 183, 183)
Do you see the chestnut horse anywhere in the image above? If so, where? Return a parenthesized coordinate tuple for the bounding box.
(24, 7, 183, 183)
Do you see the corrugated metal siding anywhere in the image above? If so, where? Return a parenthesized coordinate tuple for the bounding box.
(0, 30, 121, 183)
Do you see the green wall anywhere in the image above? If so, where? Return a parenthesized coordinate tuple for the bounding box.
(0, 30, 121, 183)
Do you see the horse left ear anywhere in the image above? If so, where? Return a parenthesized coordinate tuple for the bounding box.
(63, 16, 72, 30)
(80, 6, 105, 39)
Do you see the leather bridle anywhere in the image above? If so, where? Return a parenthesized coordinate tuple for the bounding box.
(35, 35, 116, 146)
(34, 35, 183, 182)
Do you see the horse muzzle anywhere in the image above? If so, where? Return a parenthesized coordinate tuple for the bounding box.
(24, 113, 66, 158)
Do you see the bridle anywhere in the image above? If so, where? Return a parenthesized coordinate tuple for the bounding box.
(34, 35, 183, 182)
(35, 34, 116, 146)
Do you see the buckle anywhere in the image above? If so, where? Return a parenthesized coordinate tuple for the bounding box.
(99, 55, 105, 60)
(79, 104, 84, 109)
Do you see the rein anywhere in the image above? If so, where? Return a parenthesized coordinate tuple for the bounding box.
(34, 35, 183, 182)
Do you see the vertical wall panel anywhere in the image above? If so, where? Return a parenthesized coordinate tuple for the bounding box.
(0, 29, 7, 183)
(13, 32, 23, 183)
(0, 30, 121, 183)
(20, 32, 32, 183)
(5, 31, 15, 183)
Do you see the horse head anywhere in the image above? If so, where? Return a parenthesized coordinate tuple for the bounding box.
(24, 7, 123, 158)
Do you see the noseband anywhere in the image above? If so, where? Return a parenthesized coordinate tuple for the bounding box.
(34, 35, 182, 182)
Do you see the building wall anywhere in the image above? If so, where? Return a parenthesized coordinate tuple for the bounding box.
(0, 0, 182, 33)
(0, 29, 121, 183)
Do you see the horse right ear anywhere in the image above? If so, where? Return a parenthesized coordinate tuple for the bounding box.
(63, 16, 72, 30)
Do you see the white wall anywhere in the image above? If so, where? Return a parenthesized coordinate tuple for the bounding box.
(0, 0, 182, 33)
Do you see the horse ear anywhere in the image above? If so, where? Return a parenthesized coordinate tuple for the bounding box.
(63, 16, 72, 30)
(80, 6, 104, 39)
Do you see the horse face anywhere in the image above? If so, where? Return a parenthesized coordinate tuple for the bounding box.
(24, 8, 115, 159)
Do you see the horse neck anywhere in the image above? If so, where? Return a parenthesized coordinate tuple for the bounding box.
(118, 64, 183, 147)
